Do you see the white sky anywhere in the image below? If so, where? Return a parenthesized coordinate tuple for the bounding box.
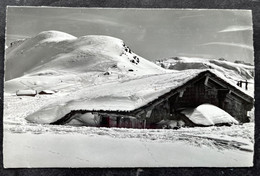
(6, 7, 254, 64)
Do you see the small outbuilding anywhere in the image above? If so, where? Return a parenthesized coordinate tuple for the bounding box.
(16, 90, 37, 97)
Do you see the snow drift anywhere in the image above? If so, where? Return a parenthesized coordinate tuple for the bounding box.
(181, 104, 239, 126)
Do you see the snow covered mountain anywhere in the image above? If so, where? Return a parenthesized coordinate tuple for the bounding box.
(156, 57, 254, 81)
(5, 31, 167, 93)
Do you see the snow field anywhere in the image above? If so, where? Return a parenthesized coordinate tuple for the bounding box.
(3, 123, 254, 167)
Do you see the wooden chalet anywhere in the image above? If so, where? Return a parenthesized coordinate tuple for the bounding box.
(52, 70, 254, 128)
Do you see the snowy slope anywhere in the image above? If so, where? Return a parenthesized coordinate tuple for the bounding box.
(156, 57, 254, 79)
(5, 31, 77, 81)
(157, 57, 254, 81)
(5, 31, 167, 93)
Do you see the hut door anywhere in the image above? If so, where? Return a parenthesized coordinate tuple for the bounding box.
(217, 90, 229, 109)
(101, 116, 110, 127)
(116, 117, 121, 127)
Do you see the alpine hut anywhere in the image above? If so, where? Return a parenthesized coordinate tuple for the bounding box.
(26, 70, 254, 128)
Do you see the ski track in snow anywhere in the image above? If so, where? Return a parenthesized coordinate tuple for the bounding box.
(141, 141, 159, 164)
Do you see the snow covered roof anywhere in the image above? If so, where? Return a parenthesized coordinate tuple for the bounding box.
(26, 69, 253, 124)
(25, 70, 202, 123)
(16, 90, 37, 96)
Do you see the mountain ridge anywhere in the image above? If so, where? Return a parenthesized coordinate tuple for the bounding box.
(156, 56, 254, 81)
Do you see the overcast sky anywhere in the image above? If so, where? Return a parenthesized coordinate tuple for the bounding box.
(6, 7, 254, 64)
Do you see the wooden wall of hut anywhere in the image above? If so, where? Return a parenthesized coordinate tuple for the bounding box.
(223, 93, 250, 122)
(168, 78, 250, 123)
(145, 77, 251, 125)
(99, 114, 144, 128)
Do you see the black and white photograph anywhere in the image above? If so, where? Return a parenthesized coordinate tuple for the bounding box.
(3, 7, 255, 168)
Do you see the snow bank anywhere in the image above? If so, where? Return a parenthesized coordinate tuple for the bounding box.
(181, 104, 239, 126)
